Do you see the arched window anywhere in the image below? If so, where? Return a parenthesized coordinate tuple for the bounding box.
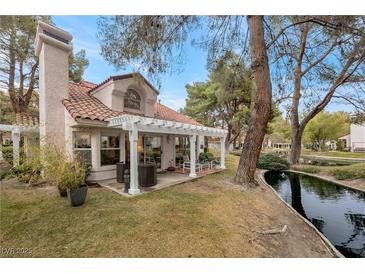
(124, 89, 141, 110)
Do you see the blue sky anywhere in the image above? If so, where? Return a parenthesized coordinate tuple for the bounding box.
(53, 16, 208, 111)
(53, 16, 353, 113)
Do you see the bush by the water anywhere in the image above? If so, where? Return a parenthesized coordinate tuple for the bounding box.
(292, 165, 321, 174)
(330, 164, 365, 180)
(257, 154, 289, 171)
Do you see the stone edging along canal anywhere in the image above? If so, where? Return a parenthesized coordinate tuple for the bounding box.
(257, 170, 345, 258)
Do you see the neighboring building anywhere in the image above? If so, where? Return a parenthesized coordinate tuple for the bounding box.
(23, 22, 227, 195)
(265, 136, 291, 150)
(338, 123, 365, 152)
(325, 140, 337, 151)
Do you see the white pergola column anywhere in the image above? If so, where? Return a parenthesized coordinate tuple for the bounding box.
(91, 130, 101, 170)
(119, 132, 126, 163)
(128, 123, 140, 195)
(197, 135, 204, 154)
(220, 136, 226, 169)
(12, 129, 20, 167)
(189, 134, 197, 177)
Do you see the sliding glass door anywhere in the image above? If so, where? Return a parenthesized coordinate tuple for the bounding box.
(125, 134, 162, 169)
(175, 137, 190, 166)
(140, 136, 162, 169)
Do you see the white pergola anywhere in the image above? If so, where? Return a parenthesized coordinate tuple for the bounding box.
(0, 124, 39, 166)
(107, 114, 228, 195)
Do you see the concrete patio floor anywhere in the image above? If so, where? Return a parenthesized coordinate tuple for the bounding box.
(97, 168, 224, 197)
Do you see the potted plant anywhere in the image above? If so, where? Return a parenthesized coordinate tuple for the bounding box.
(57, 160, 88, 206)
(42, 145, 69, 197)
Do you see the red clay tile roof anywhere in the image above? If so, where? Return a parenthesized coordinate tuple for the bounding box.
(154, 102, 201, 126)
(15, 113, 39, 126)
(63, 79, 201, 126)
(63, 81, 122, 121)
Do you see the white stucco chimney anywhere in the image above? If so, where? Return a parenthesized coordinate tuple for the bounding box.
(35, 22, 72, 149)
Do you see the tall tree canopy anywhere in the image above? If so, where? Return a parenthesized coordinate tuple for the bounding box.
(267, 116, 292, 144)
(97, 15, 272, 187)
(68, 49, 89, 83)
(0, 16, 90, 113)
(266, 16, 365, 164)
(303, 111, 350, 151)
(183, 52, 253, 149)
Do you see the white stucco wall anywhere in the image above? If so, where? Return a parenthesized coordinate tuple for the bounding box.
(91, 76, 158, 117)
(350, 124, 365, 151)
(35, 22, 72, 150)
(38, 43, 70, 148)
(92, 82, 113, 109)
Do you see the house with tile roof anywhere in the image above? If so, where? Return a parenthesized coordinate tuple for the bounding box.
(28, 22, 227, 195)
(338, 123, 365, 152)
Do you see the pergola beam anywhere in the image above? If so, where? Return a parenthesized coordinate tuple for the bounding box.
(106, 115, 228, 138)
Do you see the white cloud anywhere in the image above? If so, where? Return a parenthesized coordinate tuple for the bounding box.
(159, 93, 186, 111)
(72, 38, 102, 61)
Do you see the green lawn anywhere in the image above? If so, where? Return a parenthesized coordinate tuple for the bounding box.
(302, 151, 365, 159)
(0, 155, 334, 258)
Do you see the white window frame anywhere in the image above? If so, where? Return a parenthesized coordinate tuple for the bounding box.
(73, 131, 92, 162)
(100, 133, 121, 166)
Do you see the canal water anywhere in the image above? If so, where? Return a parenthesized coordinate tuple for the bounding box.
(264, 171, 365, 258)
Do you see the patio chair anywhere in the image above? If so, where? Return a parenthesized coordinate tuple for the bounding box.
(199, 153, 218, 170)
(182, 161, 201, 173)
(175, 153, 185, 168)
(182, 154, 201, 173)
(208, 156, 221, 169)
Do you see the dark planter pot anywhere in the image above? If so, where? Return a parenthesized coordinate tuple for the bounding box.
(116, 162, 130, 183)
(58, 186, 68, 197)
(138, 163, 157, 187)
(67, 185, 88, 207)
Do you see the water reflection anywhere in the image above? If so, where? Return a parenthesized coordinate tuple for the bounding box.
(264, 171, 365, 258)
(288, 173, 307, 218)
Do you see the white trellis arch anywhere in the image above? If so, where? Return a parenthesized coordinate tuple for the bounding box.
(0, 124, 39, 166)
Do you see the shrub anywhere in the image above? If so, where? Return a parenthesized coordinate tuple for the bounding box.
(6, 144, 44, 185)
(199, 152, 214, 162)
(55, 159, 87, 190)
(1, 145, 13, 166)
(257, 153, 289, 171)
(292, 165, 321, 174)
(9, 161, 43, 185)
(330, 169, 355, 180)
(330, 164, 365, 180)
(0, 170, 9, 180)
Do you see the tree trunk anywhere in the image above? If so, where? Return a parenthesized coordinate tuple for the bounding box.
(289, 127, 303, 164)
(289, 23, 308, 165)
(288, 22, 362, 165)
(234, 15, 272, 188)
(225, 123, 232, 151)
